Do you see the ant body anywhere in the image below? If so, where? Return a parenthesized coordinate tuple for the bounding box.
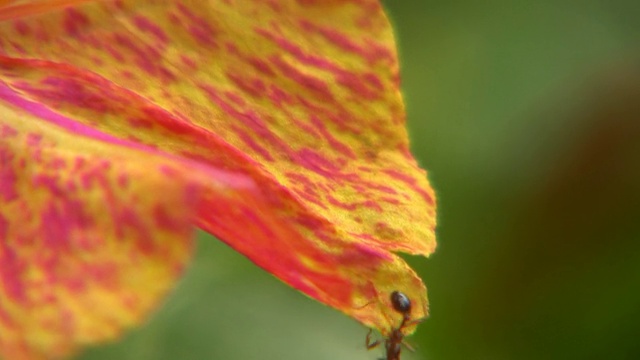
(366, 291, 423, 360)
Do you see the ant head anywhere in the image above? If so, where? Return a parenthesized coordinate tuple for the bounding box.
(390, 291, 411, 315)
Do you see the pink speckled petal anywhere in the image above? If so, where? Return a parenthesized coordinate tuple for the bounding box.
(0, 85, 258, 359)
(0, 0, 437, 357)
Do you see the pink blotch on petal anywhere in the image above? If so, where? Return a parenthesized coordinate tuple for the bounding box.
(246, 56, 276, 77)
(175, 3, 218, 47)
(63, 8, 90, 37)
(1, 124, 18, 138)
(296, 148, 340, 177)
(269, 56, 335, 101)
(0, 214, 7, 239)
(0, 242, 26, 302)
(133, 15, 169, 44)
(13, 20, 30, 36)
(0, 148, 18, 202)
(154, 205, 179, 232)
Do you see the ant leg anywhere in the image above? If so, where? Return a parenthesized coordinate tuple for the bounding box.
(365, 329, 381, 349)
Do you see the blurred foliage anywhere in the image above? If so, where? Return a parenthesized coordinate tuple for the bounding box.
(80, 1, 640, 359)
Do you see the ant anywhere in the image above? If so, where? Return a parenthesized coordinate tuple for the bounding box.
(366, 291, 423, 360)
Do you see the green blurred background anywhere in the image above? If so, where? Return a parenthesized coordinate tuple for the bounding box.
(81, 1, 640, 359)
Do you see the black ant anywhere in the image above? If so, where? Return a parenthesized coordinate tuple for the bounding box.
(366, 291, 423, 360)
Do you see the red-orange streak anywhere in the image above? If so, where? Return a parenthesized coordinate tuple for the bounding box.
(269, 55, 335, 102)
(0, 0, 92, 21)
(254, 27, 386, 101)
(384, 169, 435, 205)
(298, 19, 394, 65)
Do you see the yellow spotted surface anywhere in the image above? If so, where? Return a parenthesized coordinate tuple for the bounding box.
(0, 100, 224, 359)
(0, 0, 437, 358)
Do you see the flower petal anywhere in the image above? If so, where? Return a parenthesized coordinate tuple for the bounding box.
(0, 101, 185, 359)
(0, 0, 437, 353)
(0, 81, 269, 358)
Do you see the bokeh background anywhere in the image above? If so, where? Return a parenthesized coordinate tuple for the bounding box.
(80, 1, 640, 359)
